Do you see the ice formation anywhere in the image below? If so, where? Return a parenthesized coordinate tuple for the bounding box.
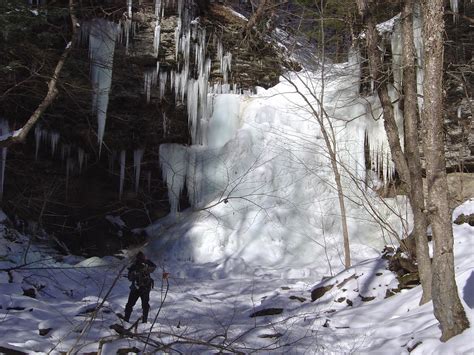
(133, 149, 144, 193)
(65, 157, 74, 197)
(154, 23, 161, 58)
(86, 19, 120, 155)
(34, 125, 47, 160)
(159, 70, 168, 99)
(50, 132, 60, 156)
(159, 144, 187, 216)
(78, 148, 85, 173)
(119, 150, 126, 200)
(153, 10, 423, 273)
(391, 20, 403, 93)
(450, 0, 459, 22)
(144, 63, 159, 104)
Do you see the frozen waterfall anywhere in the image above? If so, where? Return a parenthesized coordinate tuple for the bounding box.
(155, 55, 409, 271)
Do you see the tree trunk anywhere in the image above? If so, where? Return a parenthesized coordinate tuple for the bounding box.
(244, 0, 269, 37)
(318, 3, 351, 269)
(357, 0, 433, 304)
(401, 0, 432, 305)
(364, 10, 411, 188)
(420, 0, 469, 341)
(0, 0, 78, 148)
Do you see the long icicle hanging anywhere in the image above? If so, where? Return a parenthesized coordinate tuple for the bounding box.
(119, 150, 126, 200)
(88, 18, 120, 156)
(134, 149, 144, 193)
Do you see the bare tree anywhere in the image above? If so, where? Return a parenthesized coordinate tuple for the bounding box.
(399, 0, 432, 305)
(420, 0, 469, 341)
(0, 0, 78, 148)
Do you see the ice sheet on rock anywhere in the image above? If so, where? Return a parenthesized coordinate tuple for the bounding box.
(207, 94, 240, 148)
(155, 58, 409, 271)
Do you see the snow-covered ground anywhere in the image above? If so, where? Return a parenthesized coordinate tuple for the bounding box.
(0, 199, 472, 354)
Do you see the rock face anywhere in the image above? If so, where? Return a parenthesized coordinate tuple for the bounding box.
(440, 1, 474, 173)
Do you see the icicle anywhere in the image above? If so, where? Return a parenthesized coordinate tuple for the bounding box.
(217, 40, 223, 69)
(119, 150, 126, 200)
(35, 125, 42, 160)
(391, 20, 403, 93)
(170, 71, 175, 94)
(78, 148, 85, 173)
(144, 64, 159, 103)
(450, 0, 459, 23)
(127, 0, 132, 17)
(50, 132, 60, 157)
(159, 144, 187, 216)
(155, 0, 162, 18)
(65, 157, 74, 200)
(123, 19, 132, 55)
(222, 52, 232, 84)
(88, 19, 120, 156)
(121, 0, 133, 54)
(187, 79, 199, 144)
(457, 106, 462, 118)
(153, 22, 161, 57)
(195, 28, 206, 75)
(133, 149, 144, 193)
(144, 71, 152, 103)
(159, 70, 168, 99)
(174, 19, 182, 61)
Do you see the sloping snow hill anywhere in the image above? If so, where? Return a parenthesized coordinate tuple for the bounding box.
(0, 200, 472, 353)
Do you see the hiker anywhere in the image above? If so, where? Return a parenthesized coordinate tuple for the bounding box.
(123, 251, 156, 323)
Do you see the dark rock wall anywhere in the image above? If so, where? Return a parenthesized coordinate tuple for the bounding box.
(443, 1, 473, 172)
(0, 0, 284, 254)
(0, 0, 472, 255)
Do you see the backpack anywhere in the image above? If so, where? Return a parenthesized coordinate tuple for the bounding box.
(128, 263, 154, 289)
(136, 268, 153, 288)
